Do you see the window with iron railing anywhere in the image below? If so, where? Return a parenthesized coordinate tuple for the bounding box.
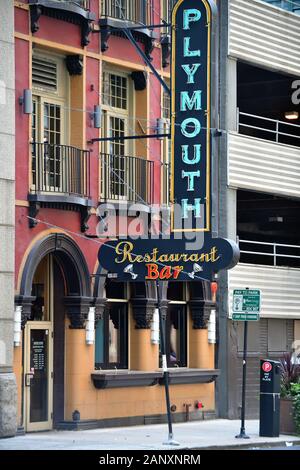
(101, 0, 154, 24)
(161, 0, 176, 30)
(237, 110, 300, 148)
(263, 0, 300, 14)
(49, 0, 90, 10)
(239, 239, 300, 268)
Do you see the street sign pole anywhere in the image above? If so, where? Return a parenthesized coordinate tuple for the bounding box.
(156, 279, 179, 446)
(236, 319, 250, 439)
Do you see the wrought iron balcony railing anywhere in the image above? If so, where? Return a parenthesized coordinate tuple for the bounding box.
(31, 0, 91, 10)
(237, 110, 300, 148)
(101, 0, 154, 25)
(31, 142, 91, 198)
(100, 153, 155, 205)
(264, 0, 300, 14)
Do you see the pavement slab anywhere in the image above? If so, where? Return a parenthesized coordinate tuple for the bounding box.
(0, 420, 300, 450)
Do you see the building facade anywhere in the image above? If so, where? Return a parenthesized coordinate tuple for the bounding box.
(9, 0, 218, 436)
(0, 0, 17, 438)
(3, 0, 299, 438)
(218, 0, 300, 418)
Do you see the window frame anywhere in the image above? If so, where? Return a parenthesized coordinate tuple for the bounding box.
(95, 282, 129, 370)
(165, 302, 188, 368)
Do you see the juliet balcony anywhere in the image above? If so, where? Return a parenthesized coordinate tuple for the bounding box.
(29, 0, 95, 46)
(99, 0, 156, 56)
(99, 153, 169, 207)
(29, 142, 94, 231)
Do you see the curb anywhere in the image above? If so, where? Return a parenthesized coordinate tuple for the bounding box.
(187, 439, 300, 450)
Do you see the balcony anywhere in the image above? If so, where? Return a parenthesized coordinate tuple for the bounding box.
(99, 0, 156, 55)
(29, 143, 93, 231)
(29, 0, 95, 46)
(100, 153, 154, 206)
(228, 240, 300, 319)
(228, 112, 300, 198)
(263, 0, 300, 14)
(228, 0, 300, 75)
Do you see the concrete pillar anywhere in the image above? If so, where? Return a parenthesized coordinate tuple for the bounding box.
(0, 0, 17, 437)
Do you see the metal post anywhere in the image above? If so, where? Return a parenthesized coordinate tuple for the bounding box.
(236, 320, 250, 439)
(156, 279, 179, 446)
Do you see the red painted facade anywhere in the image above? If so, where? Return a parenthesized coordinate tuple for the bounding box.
(15, 0, 165, 287)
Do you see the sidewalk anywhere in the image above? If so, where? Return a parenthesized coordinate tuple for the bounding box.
(0, 420, 300, 450)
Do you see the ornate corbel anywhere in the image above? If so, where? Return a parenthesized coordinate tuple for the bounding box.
(30, 4, 42, 34)
(15, 296, 35, 329)
(28, 201, 40, 228)
(80, 206, 92, 233)
(81, 19, 93, 47)
(66, 55, 83, 76)
(100, 27, 111, 52)
(65, 296, 92, 329)
(144, 36, 155, 61)
(94, 297, 107, 324)
(189, 299, 215, 330)
(132, 298, 156, 329)
(161, 35, 171, 68)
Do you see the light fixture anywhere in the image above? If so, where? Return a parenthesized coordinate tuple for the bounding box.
(85, 306, 95, 345)
(93, 105, 101, 129)
(156, 118, 165, 140)
(268, 216, 283, 223)
(151, 308, 160, 344)
(285, 111, 299, 120)
(14, 306, 22, 347)
(19, 89, 32, 114)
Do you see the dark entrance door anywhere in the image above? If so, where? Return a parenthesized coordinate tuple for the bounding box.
(53, 259, 65, 426)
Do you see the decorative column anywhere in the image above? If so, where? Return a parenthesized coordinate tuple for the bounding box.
(64, 296, 93, 421)
(131, 297, 157, 371)
(189, 299, 215, 369)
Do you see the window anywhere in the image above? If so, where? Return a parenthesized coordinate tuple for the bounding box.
(268, 319, 288, 353)
(166, 305, 187, 367)
(164, 282, 187, 367)
(101, 68, 134, 201)
(31, 51, 69, 192)
(161, 1, 176, 32)
(95, 281, 128, 369)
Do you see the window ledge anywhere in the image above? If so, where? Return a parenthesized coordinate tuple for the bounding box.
(159, 369, 220, 386)
(91, 369, 220, 389)
(91, 371, 161, 389)
(99, 17, 158, 40)
(29, 193, 95, 207)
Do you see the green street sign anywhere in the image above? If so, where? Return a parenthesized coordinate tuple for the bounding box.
(232, 289, 261, 321)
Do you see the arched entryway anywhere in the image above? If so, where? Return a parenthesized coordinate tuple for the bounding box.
(16, 233, 91, 431)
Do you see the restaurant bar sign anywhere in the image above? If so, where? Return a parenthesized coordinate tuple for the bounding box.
(98, 0, 239, 282)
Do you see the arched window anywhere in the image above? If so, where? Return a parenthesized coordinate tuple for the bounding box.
(95, 280, 128, 369)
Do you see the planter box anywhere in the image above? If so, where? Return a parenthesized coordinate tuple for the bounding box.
(280, 398, 296, 435)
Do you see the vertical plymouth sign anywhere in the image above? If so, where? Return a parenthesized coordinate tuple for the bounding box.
(98, 0, 239, 281)
(171, 0, 211, 233)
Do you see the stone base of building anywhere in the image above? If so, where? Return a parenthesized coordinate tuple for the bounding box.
(55, 410, 217, 431)
(0, 372, 17, 438)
